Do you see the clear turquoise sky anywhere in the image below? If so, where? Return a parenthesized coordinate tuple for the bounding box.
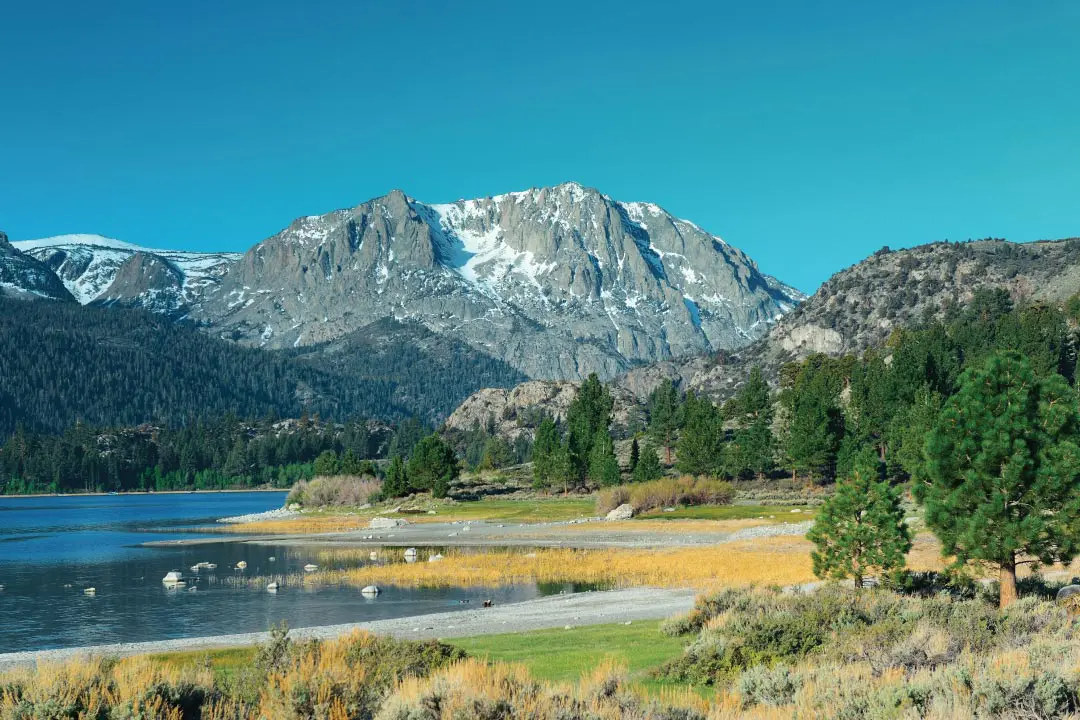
(2, 1, 1078, 292)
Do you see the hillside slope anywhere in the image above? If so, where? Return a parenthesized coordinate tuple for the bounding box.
(0, 300, 523, 435)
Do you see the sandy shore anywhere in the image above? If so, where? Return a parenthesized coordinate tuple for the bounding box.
(0, 587, 697, 671)
(145, 518, 814, 550)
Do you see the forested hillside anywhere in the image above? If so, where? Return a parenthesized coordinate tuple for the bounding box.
(524, 288, 1080, 490)
(0, 299, 524, 436)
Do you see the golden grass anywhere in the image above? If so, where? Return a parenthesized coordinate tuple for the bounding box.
(212, 514, 371, 535)
(307, 536, 818, 590)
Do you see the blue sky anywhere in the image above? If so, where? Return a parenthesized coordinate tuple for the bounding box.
(2, 1, 1078, 292)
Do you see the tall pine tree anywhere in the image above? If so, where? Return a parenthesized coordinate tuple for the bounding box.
(918, 351, 1080, 608)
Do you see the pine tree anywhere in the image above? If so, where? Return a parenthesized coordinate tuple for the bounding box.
(918, 351, 1080, 608)
(785, 380, 843, 481)
(647, 379, 682, 465)
(588, 429, 621, 486)
(406, 433, 459, 498)
(479, 436, 514, 470)
(676, 392, 723, 476)
(532, 416, 561, 489)
(383, 455, 408, 497)
(566, 374, 614, 482)
(808, 449, 911, 588)
(632, 442, 663, 482)
(313, 450, 340, 477)
(629, 438, 640, 472)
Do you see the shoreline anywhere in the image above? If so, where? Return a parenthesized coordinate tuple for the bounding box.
(0, 587, 697, 670)
(0, 488, 288, 500)
(143, 518, 814, 550)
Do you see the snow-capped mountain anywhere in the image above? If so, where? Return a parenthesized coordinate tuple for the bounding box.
(15, 235, 240, 311)
(0, 231, 74, 301)
(191, 183, 803, 380)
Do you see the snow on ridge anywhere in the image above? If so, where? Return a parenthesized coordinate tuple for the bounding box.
(15, 234, 239, 306)
(422, 202, 555, 300)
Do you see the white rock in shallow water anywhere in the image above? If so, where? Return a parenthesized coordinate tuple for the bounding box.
(605, 504, 635, 521)
(428, 554, 444, 563)
(369, 517, 409, 529)
(267, 582, 279, 593)
(304, 564, 318, 572)
(361, 585, 381, 597)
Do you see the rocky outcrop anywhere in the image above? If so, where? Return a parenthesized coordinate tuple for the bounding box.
(444, 379, 645, 440)
(641, 238, 1080, 402)
(0, 231, 74, 301)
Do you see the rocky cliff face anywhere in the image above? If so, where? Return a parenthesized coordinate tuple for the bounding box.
(0, 231, 74, 301)
(193, 183, 802, 380)
(15, 235, 238, 311)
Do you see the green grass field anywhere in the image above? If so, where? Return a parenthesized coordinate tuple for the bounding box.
(432, 497, 596, 523)
(150, 620, 700, 696)
(449, 620, 692, 692)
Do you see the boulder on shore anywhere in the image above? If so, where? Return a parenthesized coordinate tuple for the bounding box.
(1056, 585, 1080, 602)
(369, 517, 409, 529)
(606, 504, 635, 521)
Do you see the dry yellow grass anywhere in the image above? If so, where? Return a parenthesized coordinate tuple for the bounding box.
(308, 536, 818, 590)
(212, 514, 370, 534)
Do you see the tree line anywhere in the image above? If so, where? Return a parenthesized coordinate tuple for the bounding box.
(0, 415, 399, 494)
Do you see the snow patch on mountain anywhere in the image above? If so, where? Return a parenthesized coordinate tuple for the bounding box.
(15, 234, 241, 307)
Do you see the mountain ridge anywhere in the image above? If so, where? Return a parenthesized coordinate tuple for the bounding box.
(9, 182, 801, 381)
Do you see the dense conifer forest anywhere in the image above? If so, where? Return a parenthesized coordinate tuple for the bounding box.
(0, 299, 525, 436)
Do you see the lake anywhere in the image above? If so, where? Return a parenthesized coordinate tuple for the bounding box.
(0, 493, 559, 653)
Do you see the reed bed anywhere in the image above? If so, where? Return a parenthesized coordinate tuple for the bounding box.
(209, 514, 372, 534)
(305, 538, 818, 590)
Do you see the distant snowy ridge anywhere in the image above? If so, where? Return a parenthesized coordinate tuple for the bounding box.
(15, 234, 241, 307)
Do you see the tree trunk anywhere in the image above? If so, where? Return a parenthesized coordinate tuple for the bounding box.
(853, 572, 862, 591)
(999, 557, 1018, 609)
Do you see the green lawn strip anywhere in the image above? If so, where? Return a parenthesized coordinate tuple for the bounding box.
(147, 646, 256, 678)
(637, 504, 816, 522)
(437, 497, 596, 523)
(449, 620, 691, 688)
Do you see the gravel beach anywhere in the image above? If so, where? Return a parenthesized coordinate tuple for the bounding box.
(0, 587, 697, 671)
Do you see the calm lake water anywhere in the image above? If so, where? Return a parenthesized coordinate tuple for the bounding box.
(0, 493, 556, 653)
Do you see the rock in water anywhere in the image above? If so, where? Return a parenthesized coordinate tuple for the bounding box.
(606, 504, 635, 521)
(361, 585, 381, 597)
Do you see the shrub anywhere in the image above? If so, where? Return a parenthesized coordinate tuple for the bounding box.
(738, 664, 801, 707)
(286, 475, 382, 508)
(628, 476, 735, 513)
(596, 477, 734, 516)
(596, 485, 631, 514)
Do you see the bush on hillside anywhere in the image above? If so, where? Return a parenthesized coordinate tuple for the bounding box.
(596, 476, 735, 515)
(286, 475, 382, 508)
